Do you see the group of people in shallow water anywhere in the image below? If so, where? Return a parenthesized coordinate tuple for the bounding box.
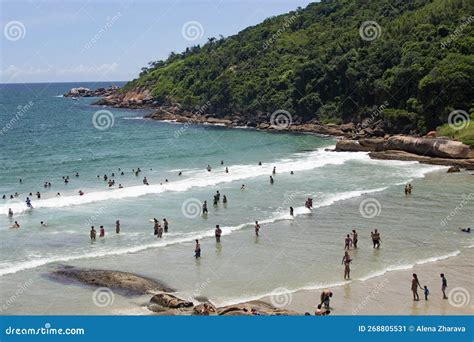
(5, 163, 464, 313)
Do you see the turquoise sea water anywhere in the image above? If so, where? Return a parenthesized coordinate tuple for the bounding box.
(0, 83, 473, 314)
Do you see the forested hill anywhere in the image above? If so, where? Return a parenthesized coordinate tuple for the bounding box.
(123, 0, 473, 134)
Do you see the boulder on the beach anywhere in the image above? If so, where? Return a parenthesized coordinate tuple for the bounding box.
(386, 136, 470, 159)
(149, 293, 193, 309)
(447, 166, 461, 173)
(217, 300, 302, 316)
(51, 266, 173, 295)
(193, 302, 217, 315)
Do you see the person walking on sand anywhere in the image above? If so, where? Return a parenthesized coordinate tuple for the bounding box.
(352, 230, 358, 248)
(440, 273, 448, 299)
(342, 251, 352, 279)
(90, 226, 96, 241)
(411, 273, 423, 301)
(99, 225, 105, 237)
(195, 239, 201, 258)
(255, 221, 260, 237)
(215, 225, 222, 243)
(344, 234, 352, 250)
(115, 220, 120, 234)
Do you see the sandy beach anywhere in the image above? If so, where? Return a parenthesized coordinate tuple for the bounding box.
(273, 247, 473, 315)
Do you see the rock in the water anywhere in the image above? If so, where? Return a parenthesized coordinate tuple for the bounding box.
(335, 140, 372, 152)
(447, 166, 461, 173)
(51, 266, 173, 295)
(149, 293, 193, 309)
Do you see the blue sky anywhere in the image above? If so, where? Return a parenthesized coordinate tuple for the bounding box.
(1, 0, 314, 83)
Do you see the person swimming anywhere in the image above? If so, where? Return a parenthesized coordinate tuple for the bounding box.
(258, 162, 262, 166)
(220, 160, 224, 165)
(40, 221, 47, 227)
(178, 171, 182, 176)
(290, 171, 294, 175)
(118, 184, 123, 188)
(240, 184, 246, 190)
(78, 190, 84, 196)
(207, 165, 212, 172)
(460, 227, 471, 233)
(11, 221, 20, 228)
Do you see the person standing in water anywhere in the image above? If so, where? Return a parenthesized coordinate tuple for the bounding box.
(371, 229, 381, 248)
(255, 221, 260, 236)
(344, 234, 352, 250)
(153, 219, 159, 235)
(270, 176, 274, 184)
(411, 273, 422, 301)
(222, 195, 227, 204)
(216, 191, 220, 201)
(195, 239, 201, 258)
(157, 223, 163, 238)
(352, 230, 358, 248)
(99, 225, 105, 237)
(202, 201, 208, 214)
(290, 207, 294, 216)
(163, 218, 169, 233)
(342, 251, 352, 279)
(215, 225, 222, 243)
(440, 273, 448, 299)
(8, 208, 13, 217)
(90, 226, 96, 241)
(225, 167, 229, 173)
(115, 220, 120, 234)
(272, 166, 276, 174)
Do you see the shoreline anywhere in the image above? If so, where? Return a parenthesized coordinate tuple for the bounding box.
(266, 246, 473, 315)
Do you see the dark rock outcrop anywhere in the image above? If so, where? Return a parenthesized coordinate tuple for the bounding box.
(64, 86, 119, 98)
(149, 293, 193, 309)
(51, 266, 173, 295)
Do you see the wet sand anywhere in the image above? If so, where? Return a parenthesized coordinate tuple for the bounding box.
(265, 247, 473, 315)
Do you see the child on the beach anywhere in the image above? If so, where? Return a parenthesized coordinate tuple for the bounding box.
(423, 285, 429, 301)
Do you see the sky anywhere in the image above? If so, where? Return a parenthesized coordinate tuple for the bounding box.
(0, 0, 314, 83)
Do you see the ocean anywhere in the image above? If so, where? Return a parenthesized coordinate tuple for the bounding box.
(0, 82, 472, 314)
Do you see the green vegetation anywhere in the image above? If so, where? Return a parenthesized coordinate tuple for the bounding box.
(437, 112, 474, 147)
(124, 0, 474, 137)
